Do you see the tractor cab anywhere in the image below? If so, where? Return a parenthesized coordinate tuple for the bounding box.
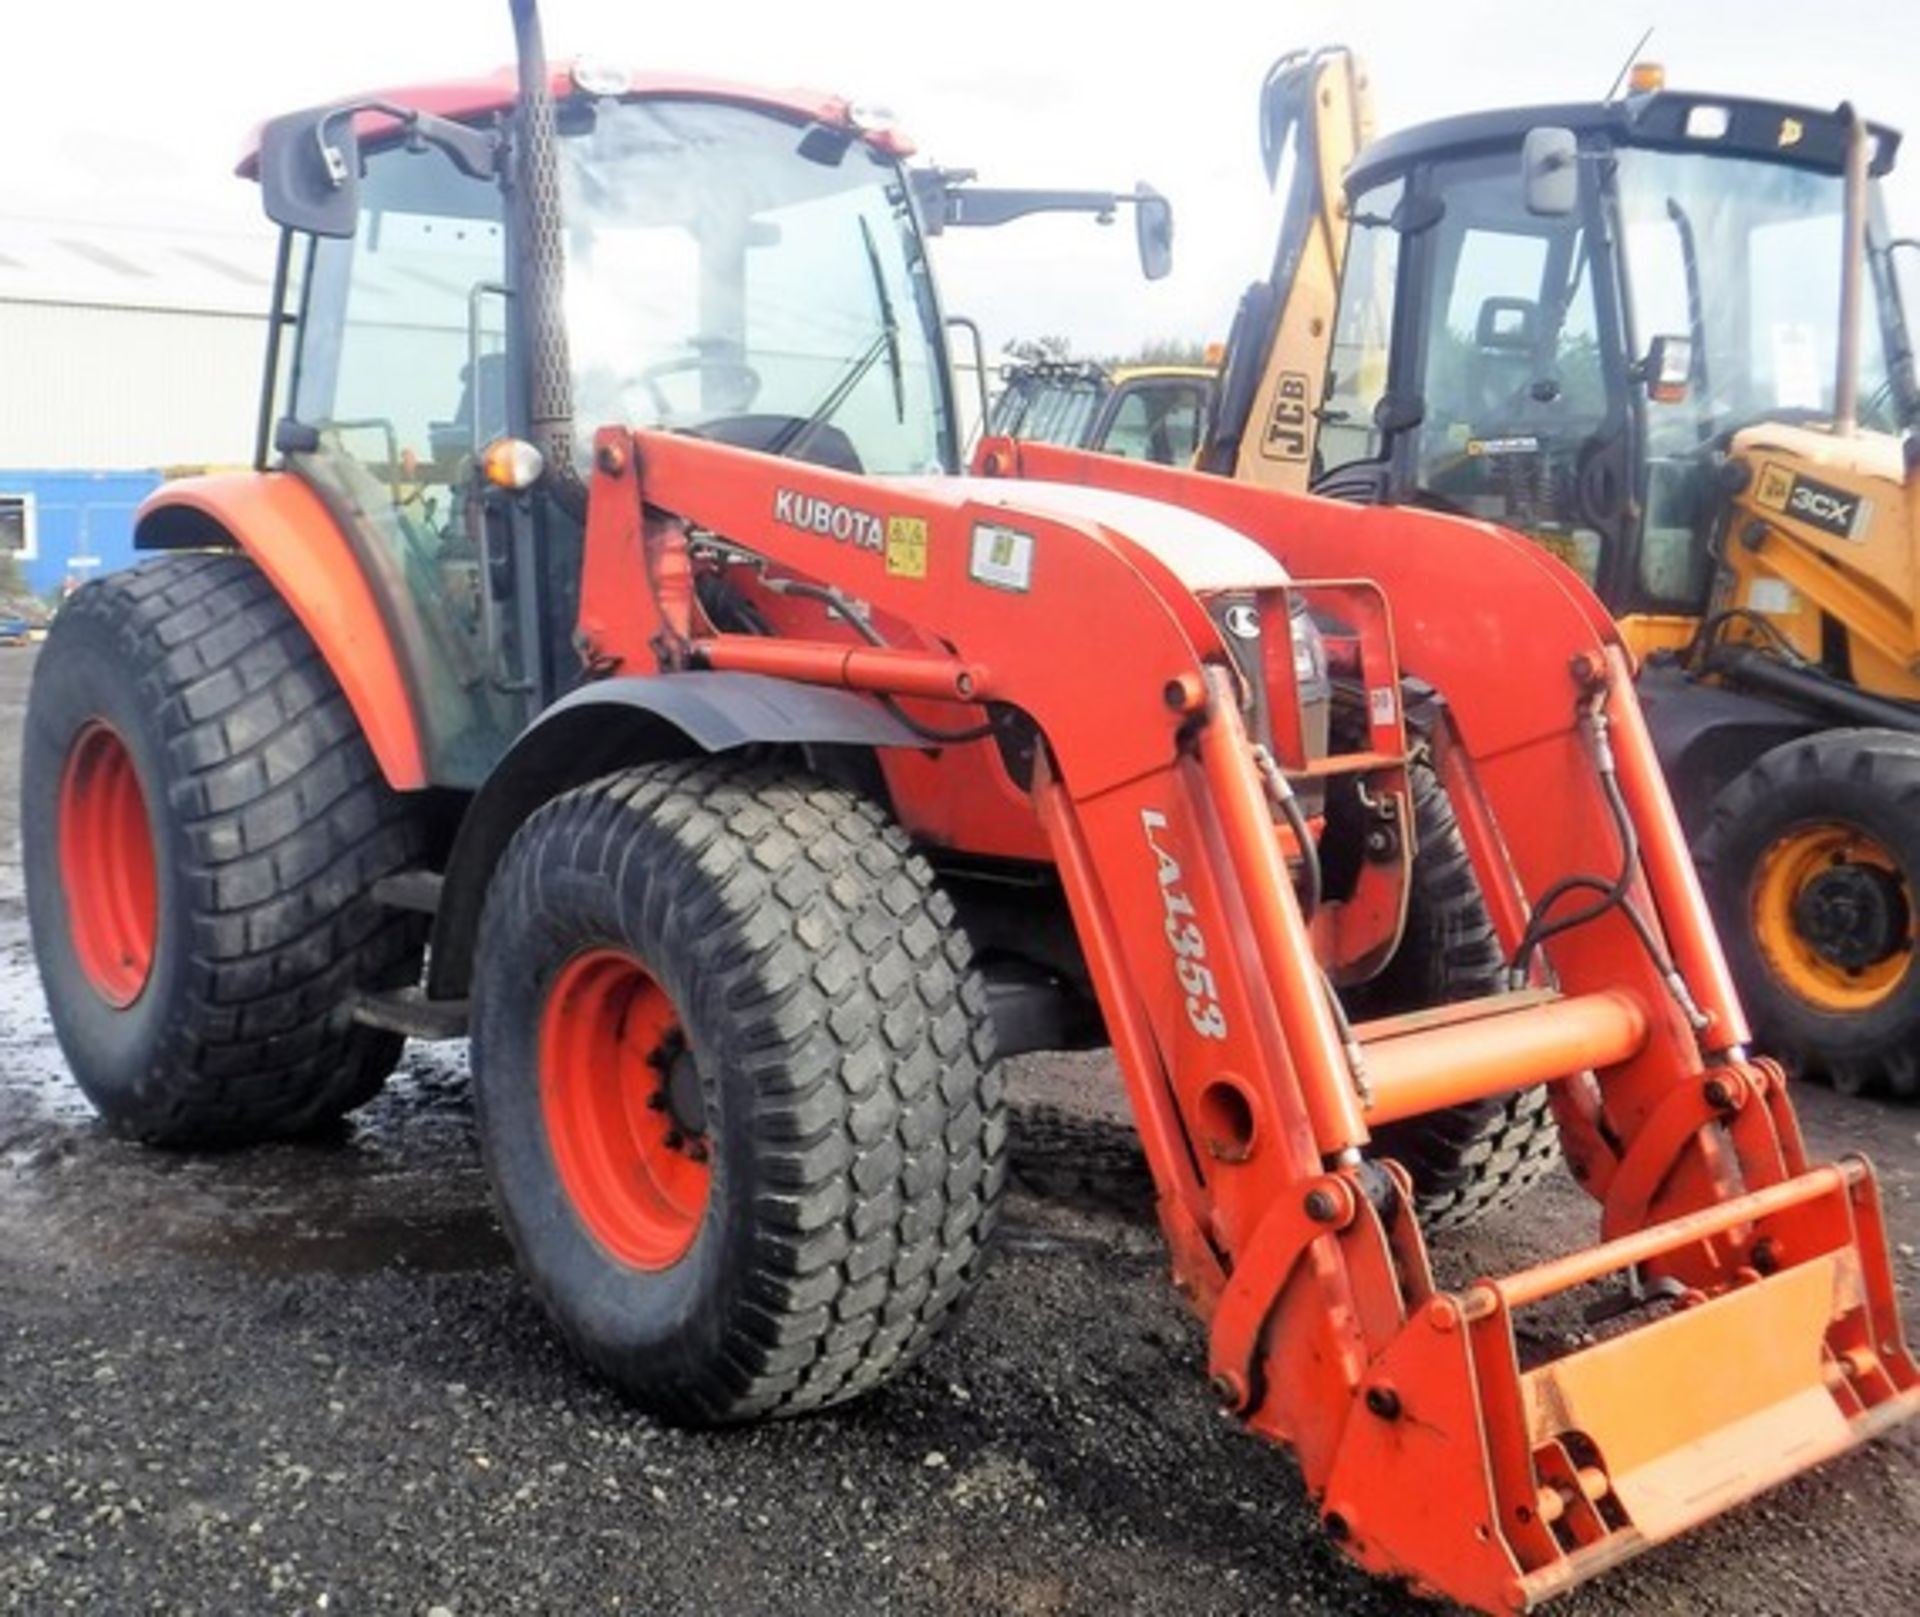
(1314, 84, 1917, 630)
(255, 72, 965, 784)
(250, 68, 1171, 788)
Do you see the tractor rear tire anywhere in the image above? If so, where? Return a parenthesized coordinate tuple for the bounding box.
(1348, 761, 1559, 1230)
(470, 760, 1007, 1424)
(1695, 728, 1920, 1099)
(22, 553, 427, 1145)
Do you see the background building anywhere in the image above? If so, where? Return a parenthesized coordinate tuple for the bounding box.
(0, 205, 272, 599)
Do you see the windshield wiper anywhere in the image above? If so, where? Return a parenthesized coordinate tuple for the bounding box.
(860, 214, 906, 423)
(764, 330, 892, 461)
(764, 218, 905, 462)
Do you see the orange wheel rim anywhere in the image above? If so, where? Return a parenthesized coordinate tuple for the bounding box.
(539, 948, 711, 1269)
(1751, 823, 1913, 1013)
(57, 720, 158, 1008)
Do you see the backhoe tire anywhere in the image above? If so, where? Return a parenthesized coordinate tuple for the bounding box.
(22, 553, 427, 1145)
(470, 761, 1007, 1425)
(1695, 729, 1920, 1099)
(1347, 761, 1559, 1230)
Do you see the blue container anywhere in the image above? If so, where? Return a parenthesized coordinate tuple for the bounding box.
(0, 469, 164, 598)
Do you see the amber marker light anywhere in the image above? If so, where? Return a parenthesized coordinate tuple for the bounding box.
(482, 437, 547, 490)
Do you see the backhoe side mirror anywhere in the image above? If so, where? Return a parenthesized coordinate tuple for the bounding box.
(1522, 126, 1579, 218)
(1644, 334, 1694, 403)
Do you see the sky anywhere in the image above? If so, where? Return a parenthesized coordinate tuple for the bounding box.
(3, 0, 1916, 357)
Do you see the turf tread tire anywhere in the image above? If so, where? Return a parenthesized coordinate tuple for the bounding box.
(1349, 761, 1560, 1230)
(471, 760, 1007, 1425)
(23, 553, 426, 1145)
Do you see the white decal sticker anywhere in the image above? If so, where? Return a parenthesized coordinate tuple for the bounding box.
(1368, 686, 1397, 726)
(1141, 809, 1228, 1041)
(969, 522, 1035, 592)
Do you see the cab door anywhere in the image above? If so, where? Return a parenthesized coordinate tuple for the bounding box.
(279, 135, 522, 788)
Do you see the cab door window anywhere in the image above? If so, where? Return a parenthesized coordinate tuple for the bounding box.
(1410, 155, 1612, 585)
(289, 137, 513, 784)
(1097, 380, 1207, 464)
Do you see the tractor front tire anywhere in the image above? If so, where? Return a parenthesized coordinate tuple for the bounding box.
(470, 761, 1007, 1424)
(1695, 728, 1920, 1098)
(22, 553, 427, 1145)
(1349, 761, 1559, 1230)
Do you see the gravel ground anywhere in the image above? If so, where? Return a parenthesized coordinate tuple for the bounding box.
(2, 642, 1917, 1615)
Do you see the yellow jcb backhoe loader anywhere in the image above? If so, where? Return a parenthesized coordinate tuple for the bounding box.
(1202, 57, 1920, 1097)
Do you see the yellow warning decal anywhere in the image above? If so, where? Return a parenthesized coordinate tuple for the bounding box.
(885, 515, 929, 579)
(1755, 462, 1795, 512)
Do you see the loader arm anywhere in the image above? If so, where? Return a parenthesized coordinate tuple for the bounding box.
(1199, 47, 1372, 490)
(597, 425, 1915, 1612)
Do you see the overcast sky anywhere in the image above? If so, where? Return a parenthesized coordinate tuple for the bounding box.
(4, 0, 1916, 356)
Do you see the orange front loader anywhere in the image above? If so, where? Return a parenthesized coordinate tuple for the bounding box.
(19, 5, 1914, 1612)
(560, 418, 1919, 1607)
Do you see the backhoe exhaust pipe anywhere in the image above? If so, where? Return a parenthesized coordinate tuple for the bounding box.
(508, 0, 586, 515)
(1835, 102, 1870, 437)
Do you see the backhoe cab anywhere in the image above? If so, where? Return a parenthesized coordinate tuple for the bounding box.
(22, 7, 1918, 1613)
(1224, 58, 1920, 1096)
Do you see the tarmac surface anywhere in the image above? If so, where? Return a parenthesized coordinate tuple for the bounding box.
(1, 641, 1917, 1614)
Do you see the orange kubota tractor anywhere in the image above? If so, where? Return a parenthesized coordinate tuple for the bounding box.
(23, 4, 1917, 1609)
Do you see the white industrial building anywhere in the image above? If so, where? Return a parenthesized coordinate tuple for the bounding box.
(0, 203, 273, 593)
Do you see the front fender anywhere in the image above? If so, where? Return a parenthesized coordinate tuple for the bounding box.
(424, 672, 922, 998)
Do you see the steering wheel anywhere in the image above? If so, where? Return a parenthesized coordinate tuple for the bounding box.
(634, 347, 763, 421)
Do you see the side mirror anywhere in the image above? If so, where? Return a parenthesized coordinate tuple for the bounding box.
(1522, 126, 1579, 218)
(258, 108, 361, 239)
(1134, 184, 1173, 281)
(1644, 334, 1693, 403)
(257, 100, 498, 239)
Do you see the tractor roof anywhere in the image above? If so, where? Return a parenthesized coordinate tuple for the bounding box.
(1346, 90, 1900, 198)
(237, 65, 912, 176)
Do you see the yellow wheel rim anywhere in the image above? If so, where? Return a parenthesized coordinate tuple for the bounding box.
(1750, 823, 1914, 1012)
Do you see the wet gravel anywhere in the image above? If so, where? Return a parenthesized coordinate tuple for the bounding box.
(2, 645, 1918, 1615)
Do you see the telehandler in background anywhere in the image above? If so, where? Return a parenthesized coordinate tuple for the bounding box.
(23, 4, 1917, 1609)
(1202, 51, 1920, 1097)
(985, 356, 1215, 465)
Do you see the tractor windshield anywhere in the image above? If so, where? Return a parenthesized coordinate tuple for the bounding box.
(557, 98, 956, 475)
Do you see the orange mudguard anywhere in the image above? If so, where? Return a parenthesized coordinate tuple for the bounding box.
(135, 473, 428, 789)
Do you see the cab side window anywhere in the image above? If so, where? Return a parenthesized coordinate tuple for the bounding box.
(288, 138, 513, 783)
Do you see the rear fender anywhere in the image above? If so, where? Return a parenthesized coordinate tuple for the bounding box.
(424, 672, 921, 997)
(135, 473, 428, 789)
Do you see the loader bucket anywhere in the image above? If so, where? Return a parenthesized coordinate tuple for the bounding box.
(1319, 1156, 1919, 1610)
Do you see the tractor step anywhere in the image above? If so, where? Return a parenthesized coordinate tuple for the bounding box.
(371, 869, 445, 916)
(350, 986, 469, 1041)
